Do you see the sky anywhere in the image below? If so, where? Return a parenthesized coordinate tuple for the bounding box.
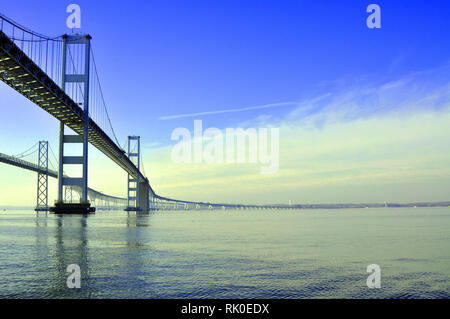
(0, 0, 449, 205)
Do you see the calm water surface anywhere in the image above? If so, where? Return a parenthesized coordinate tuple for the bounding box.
(0, 208, 449, 299)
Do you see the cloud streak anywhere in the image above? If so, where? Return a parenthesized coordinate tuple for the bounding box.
(158, 101, 299, 120)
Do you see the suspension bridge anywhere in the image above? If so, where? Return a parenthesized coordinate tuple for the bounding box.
(0, 143, 128, 210)
(0, 13, 286, 213)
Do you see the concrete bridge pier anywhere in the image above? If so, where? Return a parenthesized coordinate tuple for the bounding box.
(138, 180, 150, 212)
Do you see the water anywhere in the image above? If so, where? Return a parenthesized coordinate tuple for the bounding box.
(0, 208, 449, 299)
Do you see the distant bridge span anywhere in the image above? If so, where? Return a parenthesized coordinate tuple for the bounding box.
(0, 151, 127, 206)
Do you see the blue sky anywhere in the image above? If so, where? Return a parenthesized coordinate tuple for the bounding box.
(0, 1, 449, 205)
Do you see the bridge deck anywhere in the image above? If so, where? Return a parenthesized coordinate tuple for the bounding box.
(0, 31, 152, 195)
(0, 29, 278, 209)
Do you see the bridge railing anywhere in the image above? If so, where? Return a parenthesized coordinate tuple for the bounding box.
(0, 13, 64, 88)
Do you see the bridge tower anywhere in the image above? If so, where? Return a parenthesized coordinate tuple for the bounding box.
(125, 136, 151, 212)
(35, 141, 49, 211)
(53, 34, 94, 214)
(64, 187, 73, 203)
(126, 136, 141, 211)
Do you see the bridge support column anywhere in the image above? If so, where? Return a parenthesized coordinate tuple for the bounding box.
(138, 181, 150, 212)
(52, 34, 94, 214)
(126, 136, 148, 211)
(35, 141, 49, 211)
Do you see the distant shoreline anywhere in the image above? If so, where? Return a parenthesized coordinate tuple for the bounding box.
(1, 202, 449, 211)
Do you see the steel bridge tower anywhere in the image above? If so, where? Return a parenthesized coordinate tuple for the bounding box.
(35, 141, 49, 211)
(126, 136, 151, 212)
(53, 34, 94, 214)
(127, 136, 141, 211)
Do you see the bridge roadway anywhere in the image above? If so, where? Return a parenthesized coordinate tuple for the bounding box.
(0, 29, 240, 208)
(0, 29, 290, 210)
(0, 30, 152, 192)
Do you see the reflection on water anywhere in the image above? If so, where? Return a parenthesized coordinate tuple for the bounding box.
(0, 208, 449, 299)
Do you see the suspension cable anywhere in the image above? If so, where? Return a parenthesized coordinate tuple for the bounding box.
(90, 45, 122, 149)
(48, 144, 60, 169)
(0, 12, 63, 41)
(141, 155, 147, 177)
(13, 142, 38, 158)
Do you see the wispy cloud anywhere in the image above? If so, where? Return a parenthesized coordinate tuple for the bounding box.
(158, 101, 299, 120)
(144, 64, 450, 204)
(283, 64, 450, 130)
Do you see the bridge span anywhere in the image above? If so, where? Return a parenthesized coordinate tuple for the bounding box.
(0, 13, 291, 213)
(0, 151, 128, 208)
